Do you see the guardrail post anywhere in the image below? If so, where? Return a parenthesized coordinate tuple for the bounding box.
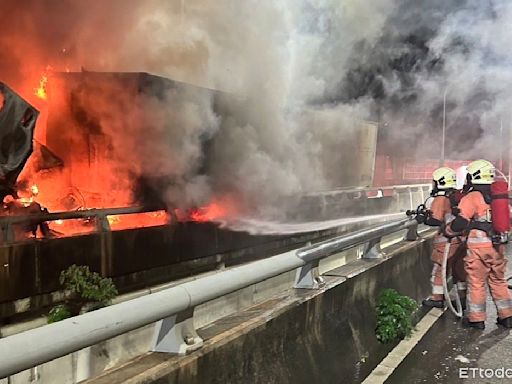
(152, 308, 203, 354)
(294, 241, 325, 289)
(294, 260, 325, 289)
(97, 215, 113, 277)
(363, 237, 383, 259)
(404, 222, 419, 241)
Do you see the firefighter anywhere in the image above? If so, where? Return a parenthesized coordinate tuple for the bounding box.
(445, 159, 512, 329)
(422, 167, 466, 308)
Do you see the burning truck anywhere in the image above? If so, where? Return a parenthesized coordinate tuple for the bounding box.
(2, 72, 231, 242)
(0, 74, 234, 312)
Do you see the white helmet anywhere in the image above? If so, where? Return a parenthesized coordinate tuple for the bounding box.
(466, 159, 495, 185)
(432, 167, 457, 190)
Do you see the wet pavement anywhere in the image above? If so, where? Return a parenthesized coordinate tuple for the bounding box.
(386, 246, 512, 384)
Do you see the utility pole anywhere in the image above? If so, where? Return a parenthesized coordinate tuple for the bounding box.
(440, 87, 448, 167)
(507, 118, 512, 190)
(181, 0, 186, 26)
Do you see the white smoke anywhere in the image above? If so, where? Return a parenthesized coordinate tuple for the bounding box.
(429, 1, 512, 160)
(81, 0, 397, 217)
(2, 0, 512, 223)
(373, 1, 512, 162)
(193, 1, 396, 216)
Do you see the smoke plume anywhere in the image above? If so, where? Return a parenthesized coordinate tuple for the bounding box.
(1, 0, 511, 223)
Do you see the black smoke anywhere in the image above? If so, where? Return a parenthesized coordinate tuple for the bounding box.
(319, 0, 498, 158)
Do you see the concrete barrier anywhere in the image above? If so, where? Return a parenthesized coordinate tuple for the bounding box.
(83, 232, 433, 384)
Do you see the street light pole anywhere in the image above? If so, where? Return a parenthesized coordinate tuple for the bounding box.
(181, 0, 186, 26)
(441, 87, 448, 166)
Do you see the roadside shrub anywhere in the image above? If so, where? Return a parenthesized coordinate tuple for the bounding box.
(375, 288, 418, 343)
(47, 304, 71, 323)
(59, 264, 118, 305)
(47, 265, 118, 323)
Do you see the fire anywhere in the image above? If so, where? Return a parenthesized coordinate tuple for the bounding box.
(17, 184, 39, 207)
(5, 73, 238, 240)
(18, 197, 33, 208)
(106, 211, 169, 229)
(189, 203, 226, 222)
(107, 215, 121, 225)
(34, 74, 48, 100)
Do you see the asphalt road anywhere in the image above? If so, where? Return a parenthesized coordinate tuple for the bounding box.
(386, 246, 512, 384)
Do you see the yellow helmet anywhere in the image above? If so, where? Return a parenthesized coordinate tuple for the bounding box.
(432, 167, 457, 190)
(466, 159, 495, 185)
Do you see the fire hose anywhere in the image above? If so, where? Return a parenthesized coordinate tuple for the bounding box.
(442, 239, 463, 318)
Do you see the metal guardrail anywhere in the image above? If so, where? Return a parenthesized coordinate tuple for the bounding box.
(301, 183, 431, 197)
(0, 205, 165, 225)
(0, 205, 169, 244)
(0, 184, 430, 228)
(0, 183, 430, 248)
(0, 205, 169, 275)
(0, 217, 419, 378)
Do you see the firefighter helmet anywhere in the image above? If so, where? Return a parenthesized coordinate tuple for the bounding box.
(432, 167, 457, 190)
(466, 159, 495, 185)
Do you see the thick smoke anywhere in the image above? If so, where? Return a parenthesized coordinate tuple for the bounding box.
(1, 0, 511, 223)
(189, 1, 395, 216)
(334, 0, 512, 161)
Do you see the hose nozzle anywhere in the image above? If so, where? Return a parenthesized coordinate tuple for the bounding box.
(406, 204, 431, 224)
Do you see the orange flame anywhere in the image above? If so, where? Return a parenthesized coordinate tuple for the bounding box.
(17, 184, 39, 207)
(34, 74, 48, 100)
(18, 197, 33, 207)
(14, 74, 240, 237)
(106, 211, 169, 229)
(31, 184, 39, 195)
(190, 203, 226, 222)
(107, 215, 121, 225)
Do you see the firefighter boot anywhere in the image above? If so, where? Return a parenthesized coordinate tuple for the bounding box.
(422, 298, 444, 308)
(497, 316, 512, 328)
(462, 318, 485, 330)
